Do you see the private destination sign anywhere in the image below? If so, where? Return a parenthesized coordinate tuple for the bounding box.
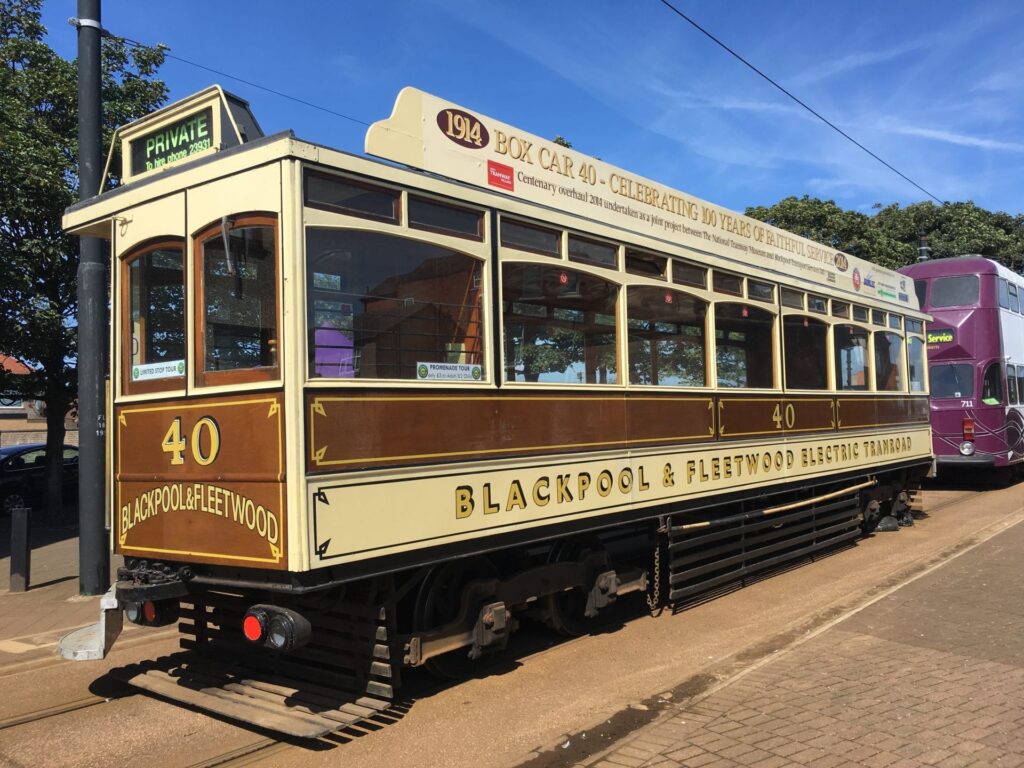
(366, 88, 920, 312)
(129, 106, 214, 176)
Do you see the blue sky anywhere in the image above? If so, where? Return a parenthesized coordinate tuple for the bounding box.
(42, 0, 1024, 216)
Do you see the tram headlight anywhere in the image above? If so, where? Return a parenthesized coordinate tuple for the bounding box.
(959, 440, 976, 456)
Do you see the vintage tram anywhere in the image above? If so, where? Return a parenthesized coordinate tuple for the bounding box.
(60, 86, 933, 736)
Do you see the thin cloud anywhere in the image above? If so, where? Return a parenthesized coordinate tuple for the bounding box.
(884, 122, 1024, 153)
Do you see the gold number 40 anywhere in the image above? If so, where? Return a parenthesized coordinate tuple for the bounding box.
(772, 403, 796, 430)
(161, 416, 221, 466)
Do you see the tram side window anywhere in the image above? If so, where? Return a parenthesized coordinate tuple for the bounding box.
(714, 304, 775, 388)
(198, 219, 278, 381)
(1009, 284, 1020, 313)
(874, 331, 904, 391)
(834, 325, 870, 391)
(626, 286, 706, 387)
(1018, 369, 1024, 404)
(125, 243, 185, 391)
(907, 336, 926, 393)
(783, 316, 827, 390)
(982, 362, 1003, 405)
(305, 229, 484, 381)
(503, 263, 617, 384)
(998, 279, 1010, 310)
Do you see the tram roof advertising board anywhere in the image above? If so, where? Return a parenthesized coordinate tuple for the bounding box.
(366, 88, 916, 310)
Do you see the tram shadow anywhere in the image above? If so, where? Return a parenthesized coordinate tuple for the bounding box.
(924, 465, 1022, 490)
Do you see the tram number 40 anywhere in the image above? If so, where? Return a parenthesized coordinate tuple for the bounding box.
(772, 403, 796, 430)
(161, 416, 221, 466)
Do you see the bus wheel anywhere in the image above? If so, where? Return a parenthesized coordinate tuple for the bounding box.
(545, 536, 607, 637)
(413, 556, 499, 678)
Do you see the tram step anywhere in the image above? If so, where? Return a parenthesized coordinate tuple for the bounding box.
(113, 651, 393, 738)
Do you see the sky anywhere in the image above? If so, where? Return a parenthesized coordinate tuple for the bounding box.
(41, 0, 1024, 217)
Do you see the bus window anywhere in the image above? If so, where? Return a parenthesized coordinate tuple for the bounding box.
(306, 229, 484, 381)
(930, 363, 973, 399)
(930, 275, 979, 308)
(998, 278, 1010, 310)
(834, 325, 870, 391)
(1008, 365, 1020, 405)
(197, 217, 278, 383)
(1009, 284, 1020, 313)
(913, 279, 927, 308)
(503, 263, 617, 384)
(1018, 369, 1024, 403)
(626, 286, 706, 387)
(783, 315, 827, 390)
(874, 332, 904, 391)
(907, 337, 926, 392)
(124, 242, 185, 393)
(714, 303, 775, 388)
(982, 362, 1003, 405)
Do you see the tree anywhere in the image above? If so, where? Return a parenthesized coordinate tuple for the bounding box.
(746, 196, 1024, 270)
(0, 0, 166, 520)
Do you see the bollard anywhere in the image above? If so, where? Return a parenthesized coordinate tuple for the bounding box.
(10, 507, 30, 592)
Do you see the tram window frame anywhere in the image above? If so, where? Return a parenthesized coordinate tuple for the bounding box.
(783, 314, 829, 390)
(807, 295, 828, 314)
(889, 314, 902, 330)
(568, 233, 619, 270)
(872, 309, 886, 326)
(671, 259, 707, 289)
(306, 228, 487, 383)
(982, 361, 1004, 405)
(831, 301, 850, 319)
(747, 280, 775, 304)
(852, 305, 869, 322)
(501, 262, 619, 385)
(1017, 369, 1024, 404)
(907, 335, 926, 393)
(626, 285, 708, 387)
(304, 170, 400, 224)
(874, 331, 905, 392)
(905, 318, 924, 334)
(500, 218, 561, 257)
(193, 213, 281, 388)
(1009, 283, 1020, 313)
(714, 302, 777, 389)
(834, 324, 871, 392)
(713, 271, 744, 297)
(408, 195, 484, 241)
(625, 249, 667, 281)
(781, 288, 804, 309)
(120, 238, 187, 396)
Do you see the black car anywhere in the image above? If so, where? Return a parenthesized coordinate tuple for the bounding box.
(0, 443, 79, 515)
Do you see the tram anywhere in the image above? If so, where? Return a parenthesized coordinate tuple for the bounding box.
(900, 256, 1024, 473)
(60, 85, 933, 737)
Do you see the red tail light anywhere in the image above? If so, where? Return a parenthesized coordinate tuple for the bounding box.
(962, 418, 975, 440)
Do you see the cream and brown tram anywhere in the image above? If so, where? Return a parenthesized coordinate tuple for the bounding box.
(61, 86, 933, 736)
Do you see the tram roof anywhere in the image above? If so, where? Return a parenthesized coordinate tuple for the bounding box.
(64, 85, 927, 319)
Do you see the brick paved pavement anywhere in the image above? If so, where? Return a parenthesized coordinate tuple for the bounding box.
(585, 519, 1024, 768)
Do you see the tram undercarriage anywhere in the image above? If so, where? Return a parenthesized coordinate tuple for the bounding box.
(103, 463, 927, 738)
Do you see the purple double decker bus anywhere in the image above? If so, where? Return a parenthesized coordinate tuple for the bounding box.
(900, 256, 1024, 472)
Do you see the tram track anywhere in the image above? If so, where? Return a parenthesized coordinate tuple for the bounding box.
(0, 694, 110, 732)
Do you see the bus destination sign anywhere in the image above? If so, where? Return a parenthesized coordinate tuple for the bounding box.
(130, 106, 214, 176)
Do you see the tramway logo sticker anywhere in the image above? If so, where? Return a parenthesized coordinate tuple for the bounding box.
(852, 268, 862, 291)
(487, 160, 515, 191)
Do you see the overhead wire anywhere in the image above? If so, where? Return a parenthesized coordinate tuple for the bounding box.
(655, 0, 943, 204)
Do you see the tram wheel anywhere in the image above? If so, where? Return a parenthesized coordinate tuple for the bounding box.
(545, 536, 607, 637)
(413, 556, 499, 679)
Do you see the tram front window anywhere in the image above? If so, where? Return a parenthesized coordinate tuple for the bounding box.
(199, 219, 278, 379)
(929, 363, 973, 399)
(125, 243, 185, 391)
(306, 229, 484, 380)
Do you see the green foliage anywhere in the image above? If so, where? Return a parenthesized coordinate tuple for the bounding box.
(0, 0, 166, 517)
(746, 195, 1024, 271)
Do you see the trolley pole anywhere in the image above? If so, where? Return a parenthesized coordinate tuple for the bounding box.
(76, 0, 108, 595)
